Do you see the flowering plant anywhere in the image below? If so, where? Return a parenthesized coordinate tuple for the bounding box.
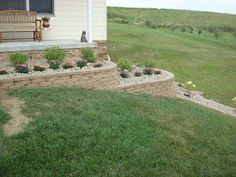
(232, 97, 236, 105)
(0, 68, 8, 75)
(15, 64, 29, 73)
(182, 81, 196, 90)
(34, 64, 46, 72)
(62, 61, 74, 69)
(42, 16, 50, 22)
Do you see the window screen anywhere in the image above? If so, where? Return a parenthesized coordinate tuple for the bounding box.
(30, 0, 53, 14)
(0, 0, 26, 10)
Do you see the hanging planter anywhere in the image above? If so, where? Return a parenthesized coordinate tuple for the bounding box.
(42, 16, 50, 28)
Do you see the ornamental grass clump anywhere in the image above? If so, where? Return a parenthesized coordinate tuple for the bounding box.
(117, 59, 132, 71)
(15, 64, 29, 73)
(81, 48, 96, 63)
(45, 47, 65, 63)
(9, 52, 28, 65)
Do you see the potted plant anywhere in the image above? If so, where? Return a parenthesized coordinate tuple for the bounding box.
(42, 16, 50, 28)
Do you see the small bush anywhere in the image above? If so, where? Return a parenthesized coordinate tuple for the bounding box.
(109, 18, 129, 24)
(189, 27, 194, 33)
(0, 69, 8, 75)
(144, 60, 155, 68)
(62, 61, 74, 69)
(81, 48, 96, 63)
(9, 52, 28, 65)
(143, 68, 154, 75)
(154, 69, 162, 75)
(34, 65, 46, 72)
(45, 47, 65, 63)
(214, 30, 223, 39)
(117, 59, 132, 71)
(208, 26, 216, 33)
(77, 59, 87, 68)
(181, 27, 186, 33)
(120, 70, 130, 78)
(15, 64, 29, 73)
(144, 20, 152, 27)
(134, 71, 143, 77)
(49, 61, 60, 70)
(232, 31, 236, 38)
(198, 29, 202, 35)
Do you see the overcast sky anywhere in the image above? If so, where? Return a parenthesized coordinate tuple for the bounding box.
(107, 0, 236, 14)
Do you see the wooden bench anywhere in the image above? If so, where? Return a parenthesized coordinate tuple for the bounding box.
(0, 10, 42, 42)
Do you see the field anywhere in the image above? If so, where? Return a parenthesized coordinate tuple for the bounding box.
(0, 88, 236, 176)
(108, 8, 236, 107)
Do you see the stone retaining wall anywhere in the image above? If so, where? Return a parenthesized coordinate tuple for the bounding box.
(0, 62, 176, 97)
(0, 63, 119, 90)
(112, 72, 176, 97)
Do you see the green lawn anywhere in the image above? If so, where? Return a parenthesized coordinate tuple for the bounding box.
(0, 88, 236, 176)
(108, 22, 236, 107)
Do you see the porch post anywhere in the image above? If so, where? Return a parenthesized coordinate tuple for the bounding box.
(26, 0, 30, 11)
(87, 0, 92, 42)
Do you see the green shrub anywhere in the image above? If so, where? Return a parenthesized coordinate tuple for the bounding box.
(143, 68, 154, 75)
(0, 69, 8, 75)
(198, 29, 202, 35)
(181, 27, 186, 33)
(9, 52, 28, 65)
(214, 30, 223, 39)
(117, 59, 132, 71)
(233, 31, 236, 38)
(45, 47, 65, 63)
(144, 60, 155, 68)
(144, 20, 152, 27)
(15, 64, 29, 73)
(109, 17, 129, 24)
(49, 61, 60, 70)
(81, 48, 96, 63)
(77, 59, 87, 68)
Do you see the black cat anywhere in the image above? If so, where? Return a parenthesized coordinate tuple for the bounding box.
(81, 31, 88, 42)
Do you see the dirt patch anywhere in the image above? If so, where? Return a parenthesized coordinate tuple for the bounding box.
(0, 90, 31, 136)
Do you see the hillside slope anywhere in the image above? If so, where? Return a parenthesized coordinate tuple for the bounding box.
(108, 8, 236, 107)
(108, 7, 236, 29)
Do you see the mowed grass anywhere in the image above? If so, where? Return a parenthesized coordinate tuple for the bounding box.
(108, 23, 236, 106)
(0, 88, 236, 176)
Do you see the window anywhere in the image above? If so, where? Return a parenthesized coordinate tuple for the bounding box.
(0, 0, 54, 14)
(30, 0, 53, 14)
(0, 0, 26, 10)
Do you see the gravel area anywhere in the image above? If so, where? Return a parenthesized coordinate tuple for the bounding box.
(176, 83, 236, 118)
(0, 58, 111, 79)
(118, 68, 172, 86)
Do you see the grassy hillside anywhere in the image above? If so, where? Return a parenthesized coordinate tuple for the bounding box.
(0, 88, 236, 176)
(108, 7, 236, 30)
(108, 8, 236, 106)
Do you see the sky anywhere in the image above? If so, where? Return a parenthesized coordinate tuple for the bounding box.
(107, 0, 236, 14)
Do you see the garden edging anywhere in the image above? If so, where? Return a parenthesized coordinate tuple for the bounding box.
(0, 62, 176, 97)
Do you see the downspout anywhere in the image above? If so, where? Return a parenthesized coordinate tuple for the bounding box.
(87, 0, 92, 42)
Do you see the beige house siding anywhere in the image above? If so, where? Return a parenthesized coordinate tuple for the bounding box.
(2, 0, 107, 41)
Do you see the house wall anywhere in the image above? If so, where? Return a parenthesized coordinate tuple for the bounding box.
(1, 0, 107, 41)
